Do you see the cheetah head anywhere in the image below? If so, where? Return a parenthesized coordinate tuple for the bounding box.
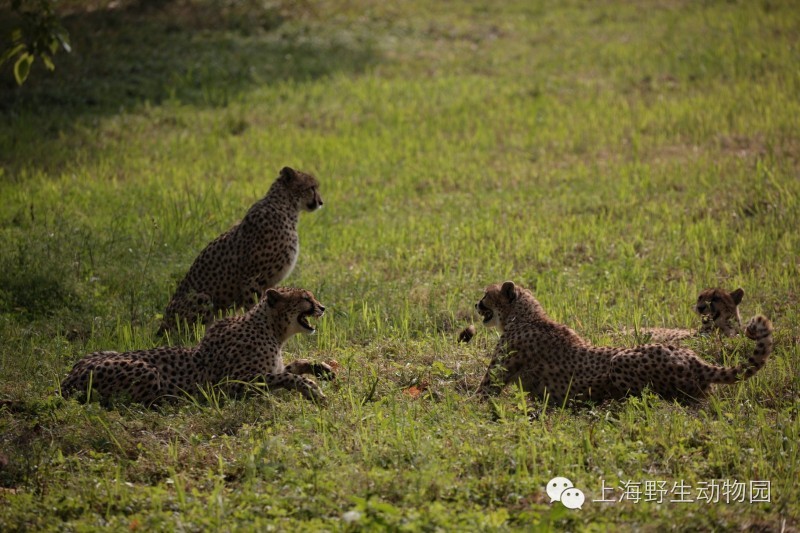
(476, 281, 521, 332)
(694, 287, 744, 332)
(279, 166, 323, 212)
(265, 288, 326, 336)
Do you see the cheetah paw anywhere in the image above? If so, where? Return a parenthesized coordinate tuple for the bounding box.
(311, 362, 336, 381)
(458, 325, 477, 343)
(744, 315, 773, 340)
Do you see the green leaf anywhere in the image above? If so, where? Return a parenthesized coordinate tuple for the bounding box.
(0, 43, 26, 67)
(13, 52, 34, 85)
(41, 53, 54, 71)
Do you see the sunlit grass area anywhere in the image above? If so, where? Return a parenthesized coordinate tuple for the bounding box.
(1, 0, 798, 529)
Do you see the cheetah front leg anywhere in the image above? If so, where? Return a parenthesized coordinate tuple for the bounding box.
(476, 345, 523, 398)
(262, 371, 327, 402)
(284, 359, 336, 381)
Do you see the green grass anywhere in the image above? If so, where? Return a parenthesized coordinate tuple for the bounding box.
(1, 0, 799, 529)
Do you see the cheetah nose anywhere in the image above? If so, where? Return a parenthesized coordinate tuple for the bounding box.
(319, 199, 324, 206)
(319, 305, 326, 314)
(697, 304, 707, 313)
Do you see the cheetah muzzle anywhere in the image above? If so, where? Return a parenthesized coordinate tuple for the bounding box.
(476, 301, 493, 324)
(299, 303, 325, 333)
(306, 197, 323, 211)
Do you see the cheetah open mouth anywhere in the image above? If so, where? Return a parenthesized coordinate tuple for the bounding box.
(476, 301, 493, 324)
(477, 305, 493, 324)
(298, 311, 316, 332)
(299, 307, 324, 332)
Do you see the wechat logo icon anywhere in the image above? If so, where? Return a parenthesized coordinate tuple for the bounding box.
(547, 476, 585, 510)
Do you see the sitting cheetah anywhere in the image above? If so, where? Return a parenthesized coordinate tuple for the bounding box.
(621, 287, 744, 343)
(474, 281, 773, 405)
(62, 288, 334, 405)
(159, 167, 323, 334)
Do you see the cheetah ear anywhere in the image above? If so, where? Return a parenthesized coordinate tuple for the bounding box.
(501, 281, 517, 302)
(280, 166, 297, 181)
(265, 289, 283, 307)
(730, 288, 744, 305)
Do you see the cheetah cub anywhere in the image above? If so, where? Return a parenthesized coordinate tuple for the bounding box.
(622, 287, 744, 343)
(62, 288, 334, 405)
(159, 167, 323, 334)
(475, 281, 773, 405)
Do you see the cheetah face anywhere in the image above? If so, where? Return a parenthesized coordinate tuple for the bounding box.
(296, 296, 325, 333)
(266, 288, 326, 335)
(279, 166, 324, 212)
(476, 281, 517, 331)
(476, 299, 497, 327)
(301, 184, 323, 212)
(695, 287, 743, 328)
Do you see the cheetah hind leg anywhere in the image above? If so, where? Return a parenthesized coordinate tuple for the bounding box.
(284, 359, 336, 381)
(159, 291, 215, 335)
(60, 351, 120, 398)
(240, 274, 268, 311)
(61, 356, 164, 406)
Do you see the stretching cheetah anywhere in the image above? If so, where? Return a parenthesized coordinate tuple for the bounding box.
(474, 281, 773, 405)
(622, 287, 744, 343)
(159, 167, 323, 334)
(62, 288, 334, 405)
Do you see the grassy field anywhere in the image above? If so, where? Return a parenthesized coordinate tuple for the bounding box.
(1, 0, 799, 529)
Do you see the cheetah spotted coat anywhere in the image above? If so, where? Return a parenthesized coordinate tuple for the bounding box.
(62, 288, 333, 405)
(159, 167, 323, 334)
(475, 282, 773, 405)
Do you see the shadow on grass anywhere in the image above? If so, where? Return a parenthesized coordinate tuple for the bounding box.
(0, 0, 378, 169)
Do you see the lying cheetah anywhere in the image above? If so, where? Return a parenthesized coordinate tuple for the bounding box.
(462, 287, 745, 346)
(621, 287, 744, 343)
(62, 288, 334, 405)
(159, 167, 323, 334)
(474, 281, 773, 405)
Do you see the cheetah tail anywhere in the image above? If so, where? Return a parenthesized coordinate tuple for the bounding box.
(712, 315, 774, 384)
